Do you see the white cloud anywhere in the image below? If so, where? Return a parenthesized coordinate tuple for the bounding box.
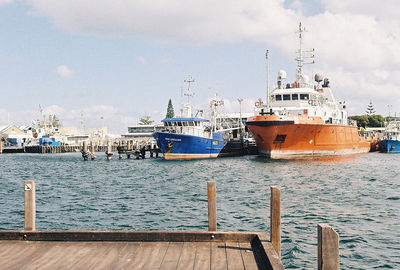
(0, 0, 13, 6)
(56, 65, 73, 78)
(137, 56, 146, 64)
(24, 0, 400, 116)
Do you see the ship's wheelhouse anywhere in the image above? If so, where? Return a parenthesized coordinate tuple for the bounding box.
(161, 118, 211, 137)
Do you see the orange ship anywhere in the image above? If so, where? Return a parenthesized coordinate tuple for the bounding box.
(247, 23, 370, 159)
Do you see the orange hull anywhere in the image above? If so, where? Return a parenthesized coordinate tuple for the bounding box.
(247, 115, 370, 159)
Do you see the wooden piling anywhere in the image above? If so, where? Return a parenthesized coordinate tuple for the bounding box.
(318, 224, 339, 270)
(24, 180, 35, 231)
(270, 186, 281, 258)
(207, 181, 217, 231)
(106, 141, 113, 161)
(90, 141, 96, 160)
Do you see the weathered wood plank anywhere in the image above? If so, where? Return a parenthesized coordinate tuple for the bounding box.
(225, 241, 244, 270)
(159, 242, 184, 270)
(129, 242, 169, 269)
(193, 242, 211, 270)
(210, 241, 227, 270)
(176, 242, 197, 270)
(108, 242, 141, 269)
(0, 230, 262, 242)
(239, 241, 259, 270)
(0, 241, 48, 269)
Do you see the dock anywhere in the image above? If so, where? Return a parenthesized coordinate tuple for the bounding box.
(0, 181, 340, 269)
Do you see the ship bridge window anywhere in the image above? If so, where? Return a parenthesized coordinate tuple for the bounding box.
(300, 94, 309, 100)
(177, 122, 183, 126)
(183, 122, 188, 126)
(188, 121, 194, 126)
(283, 94, 291, 100)
(275, 94, 282, 101)
(292, 94, 298, 100)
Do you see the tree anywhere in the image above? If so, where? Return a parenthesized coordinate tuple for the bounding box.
(348, 114, 385, 128)
(139, 115, 154, 125)
(366, 101, 376, 115)
(166, 99, 174, 118)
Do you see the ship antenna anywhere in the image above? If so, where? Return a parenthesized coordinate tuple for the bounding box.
(266, 50, 270, 109)
(184, 76, 195, 104)
(295, 22, 315, 86)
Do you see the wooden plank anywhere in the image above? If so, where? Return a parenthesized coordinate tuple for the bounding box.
(67, 242, 116, 269)
(54, 242, 101, 269)
(159, 242, 184, 270)
(176, 242, 197, 270)
(129, 242, 169, 269)
(193, 242, 211, 270)
(210, 241, 227, 270)
(0, 230, 261, 242)
(0, 241, 39, 269)
(108, 242, 141, 269)
(225, 241, 244, 270)
(238, 241, 259, 270)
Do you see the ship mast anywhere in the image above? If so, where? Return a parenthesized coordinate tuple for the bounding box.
(181, 76, 195, 117)
(295, 22, 315, 86)
(266, 50, 270, 109)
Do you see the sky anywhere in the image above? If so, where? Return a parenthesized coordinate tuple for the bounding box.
(0, 0, 399, 133)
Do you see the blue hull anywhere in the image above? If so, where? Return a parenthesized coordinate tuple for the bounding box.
(379, 139, 400, 153)
(153, 132, 224, 160)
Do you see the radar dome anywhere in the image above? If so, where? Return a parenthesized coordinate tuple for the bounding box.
(278, 70, 287, 80)
(314, 73, 323, 82)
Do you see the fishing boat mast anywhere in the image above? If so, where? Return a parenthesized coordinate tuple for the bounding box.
(181, 76, 195, 117)
(266, 50, 270, 110)
(295, 22, 315, 86)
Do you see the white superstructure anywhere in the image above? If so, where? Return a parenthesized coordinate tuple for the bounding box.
(258, 22, 348, 125)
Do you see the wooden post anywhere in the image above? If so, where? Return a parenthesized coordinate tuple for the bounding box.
(24, 180, 36, 231)
(318, 224, 339, 270)
(207, 181, 217, 231)
(270, 186, 281, 258)
(106, 141, 113, 161)
(90, 141, 96, 160)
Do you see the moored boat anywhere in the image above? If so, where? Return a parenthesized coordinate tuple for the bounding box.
(246, 23, 370, 159)
(379, 120, 400, 153)
(153, 77, 225, 160)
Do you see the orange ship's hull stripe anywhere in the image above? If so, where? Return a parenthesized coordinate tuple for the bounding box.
(247, 123, 370, 159)
(163, 153, 218, 160)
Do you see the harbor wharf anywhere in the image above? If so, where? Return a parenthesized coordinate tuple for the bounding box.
(0, 181, 340, 269)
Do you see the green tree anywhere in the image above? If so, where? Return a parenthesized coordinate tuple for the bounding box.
(166, 99, 174, 118)
(366, 101, 376, 115)
(349, 115, 369, 128)
(367, 115, 384, 127)
(139, 115, 154, 125)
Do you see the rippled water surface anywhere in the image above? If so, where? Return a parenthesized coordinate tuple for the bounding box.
(0, 152, 399, 269)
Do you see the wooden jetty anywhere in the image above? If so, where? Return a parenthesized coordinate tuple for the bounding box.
(0, 181, 340, 269)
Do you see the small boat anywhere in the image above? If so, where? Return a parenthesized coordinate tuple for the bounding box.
(246, 23, 370, 159)
(153, 77, 225, 160)
(379, 121, 400, 153)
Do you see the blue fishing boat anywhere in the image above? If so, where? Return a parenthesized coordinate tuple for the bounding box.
(153, 77, 225, 160)
(379, 120, 400, 153)
(153, 117, 224, 160)
(379, 139, 400, 153)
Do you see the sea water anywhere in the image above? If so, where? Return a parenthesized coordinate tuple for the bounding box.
(0, 152, 399, 269)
